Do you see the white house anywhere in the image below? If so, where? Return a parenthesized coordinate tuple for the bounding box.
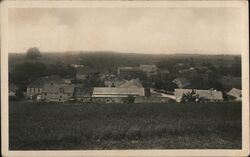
(172, 77, 190, 88)
(227, 88, 242, 101)
(26, 75, 64, 100)
(139, 64, 157, 77)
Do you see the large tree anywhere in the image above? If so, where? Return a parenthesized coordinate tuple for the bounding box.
(26, 47, 41, 60)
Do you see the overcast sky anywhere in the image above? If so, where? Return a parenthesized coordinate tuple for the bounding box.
(8, 8, 241, 54)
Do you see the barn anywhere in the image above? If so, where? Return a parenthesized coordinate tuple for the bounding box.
(92, 87, 145, 103)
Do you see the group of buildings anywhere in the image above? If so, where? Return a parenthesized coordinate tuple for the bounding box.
(9, 63, 242, 103)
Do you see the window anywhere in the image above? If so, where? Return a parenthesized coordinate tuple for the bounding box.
(68, 94, 71, 96)
(44, 93, 47, 96)
(60, 95, 62, 98)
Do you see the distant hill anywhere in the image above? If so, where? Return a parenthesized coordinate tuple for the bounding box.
(9, 51, 241, 74)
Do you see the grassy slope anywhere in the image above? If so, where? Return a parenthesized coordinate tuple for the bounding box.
(9, 101, 242, 150)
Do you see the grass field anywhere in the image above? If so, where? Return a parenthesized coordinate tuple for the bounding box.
(9, 101, 242, 150)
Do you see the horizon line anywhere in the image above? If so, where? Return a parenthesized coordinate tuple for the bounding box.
(8, 50, 241, 56)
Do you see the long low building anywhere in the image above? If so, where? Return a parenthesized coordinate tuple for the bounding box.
(174, 89, 223, 102)
(92, 87, 145, 103)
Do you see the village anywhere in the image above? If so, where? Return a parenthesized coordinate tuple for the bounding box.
(9, 56, 242, 104)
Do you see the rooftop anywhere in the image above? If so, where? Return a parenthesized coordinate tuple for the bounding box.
(93, 87, 145, 96)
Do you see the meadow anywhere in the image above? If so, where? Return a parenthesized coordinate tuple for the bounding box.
(9, 101, 242, 150)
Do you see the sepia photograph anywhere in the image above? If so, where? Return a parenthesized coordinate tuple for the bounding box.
(1, 0, 249, 157)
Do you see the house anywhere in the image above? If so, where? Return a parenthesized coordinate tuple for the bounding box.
(227, 88, 242, 101)
(74, 86, 93, 103)
(26, 75, 64, 100)
(174, 89, 223, 102)
(218, 76, 241, 89)
(139, 64, 157, 77)
(118, 78, 143, 88)
(92, 87, 145, 103)
(42, 83, 75, 102)
(172, 77, 190, 88)
(9, 84, 18, 97)
(26, 78, 46, 100)
(117, 66, 145, 80)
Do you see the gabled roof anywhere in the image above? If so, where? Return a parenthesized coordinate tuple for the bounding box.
(172, 77, 190, 88)
(43, 83, 75, 93)
(93, 87, 145, 97)
(174, 89, 223, 101)
(227, 88, 241, 98)
(118, 78, 143, 88)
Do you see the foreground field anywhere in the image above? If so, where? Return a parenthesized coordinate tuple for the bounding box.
(9, 101, 241, 150)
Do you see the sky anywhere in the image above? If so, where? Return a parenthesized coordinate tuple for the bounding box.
(8, 8, 242, 54)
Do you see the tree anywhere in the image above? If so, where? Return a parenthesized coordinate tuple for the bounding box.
(26, 47, 41, 60)
(9, 62, 52, 85)
(181, 90, 207, 103)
